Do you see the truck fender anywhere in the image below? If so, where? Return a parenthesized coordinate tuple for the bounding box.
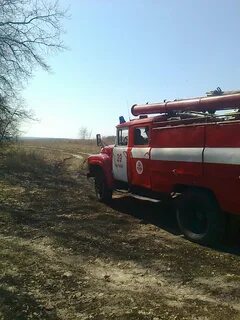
(88, 158, 113, 189)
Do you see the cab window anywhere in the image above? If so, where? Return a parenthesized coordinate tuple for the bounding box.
(134, 127, 149, 145)
(117, 128, 128, 146)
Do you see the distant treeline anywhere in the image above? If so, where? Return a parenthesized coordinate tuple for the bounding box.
(20, 136, 116, 145)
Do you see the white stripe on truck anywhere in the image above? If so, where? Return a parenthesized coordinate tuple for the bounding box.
(131, 147, 150, 159)
(131, 147, 240, 166)
(151, 148, 203, 163)
(204, 148, 240, 165)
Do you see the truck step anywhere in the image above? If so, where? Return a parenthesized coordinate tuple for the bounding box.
(129, 194, 161, 203)
(115, 189, 161, 203)
(115, 189, 129, 194)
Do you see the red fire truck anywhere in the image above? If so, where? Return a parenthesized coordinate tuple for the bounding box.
(87, 89, 240, 245)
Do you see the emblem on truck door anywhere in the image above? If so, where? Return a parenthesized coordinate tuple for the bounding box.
(136, 160, 143, 174)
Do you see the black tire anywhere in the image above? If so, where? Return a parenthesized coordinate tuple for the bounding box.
(94, 170, 112, 202)
(176, 189, 225, 245)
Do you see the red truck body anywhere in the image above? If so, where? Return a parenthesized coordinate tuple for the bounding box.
(88, 90, 240, 245)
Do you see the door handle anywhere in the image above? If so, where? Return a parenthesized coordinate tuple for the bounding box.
(123, 151, 127, 157)
(144, 152, 150, 159)
(172, 169, 184, 175)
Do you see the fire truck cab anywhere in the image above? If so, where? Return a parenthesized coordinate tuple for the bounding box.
(87, 89, 240, 245)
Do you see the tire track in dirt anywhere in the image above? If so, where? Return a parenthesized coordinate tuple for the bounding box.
(22, 145, 92, 159)
(2, 231, 239, 319)
(3, 144, 239, 319)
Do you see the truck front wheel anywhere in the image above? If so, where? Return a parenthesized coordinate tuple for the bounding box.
(176, 190, 225, 246)
(94, 171, 112, 202)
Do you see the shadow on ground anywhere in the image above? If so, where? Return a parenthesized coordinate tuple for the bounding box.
(0, 286, 59, 320)
(109, 196, 180, 235)
(1, 148, 240, 320)
(108, 195, 240, 256)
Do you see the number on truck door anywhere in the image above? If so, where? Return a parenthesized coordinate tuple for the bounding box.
(113, 128, 129, 182)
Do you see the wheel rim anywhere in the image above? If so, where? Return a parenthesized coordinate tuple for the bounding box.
(179, 204, 209, 236)
(189, 209, 208, 234)
(95, 178, 104, 199)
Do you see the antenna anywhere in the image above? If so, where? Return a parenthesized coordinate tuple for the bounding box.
(126, 99, 130, 121)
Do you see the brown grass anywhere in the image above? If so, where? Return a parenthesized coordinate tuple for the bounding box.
(0, 140, 240, 320)
(19, 138, 101, 154)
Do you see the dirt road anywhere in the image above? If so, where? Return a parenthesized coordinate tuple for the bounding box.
(0, 145, 240, 320)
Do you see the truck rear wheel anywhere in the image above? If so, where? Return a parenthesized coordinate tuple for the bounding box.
(94, 171, 112, 202)
(176, 190, 225, 246)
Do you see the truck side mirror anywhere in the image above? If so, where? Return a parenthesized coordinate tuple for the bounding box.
(96, 134, 102, 146)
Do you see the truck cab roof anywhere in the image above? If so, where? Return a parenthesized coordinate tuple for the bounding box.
(116, 115, 167, 128)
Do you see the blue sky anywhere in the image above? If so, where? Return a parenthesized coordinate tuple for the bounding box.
(22, 0, 240, 138)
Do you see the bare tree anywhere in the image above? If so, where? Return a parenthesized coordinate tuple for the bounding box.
(0, 0, 67, 97)
(0, 0, 67, 141)
(0, 95, 33, 142)
(79, 126, 92, 140)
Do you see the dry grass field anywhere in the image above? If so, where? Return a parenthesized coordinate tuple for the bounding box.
(0, 139, 240, 320)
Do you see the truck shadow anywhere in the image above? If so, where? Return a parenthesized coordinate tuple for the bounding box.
(108, 195, 240, 256)
(109, 195, 180, 235)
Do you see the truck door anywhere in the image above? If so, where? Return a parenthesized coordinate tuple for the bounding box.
(113, 127, 129, 182)
(130, 126, 151, 189)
